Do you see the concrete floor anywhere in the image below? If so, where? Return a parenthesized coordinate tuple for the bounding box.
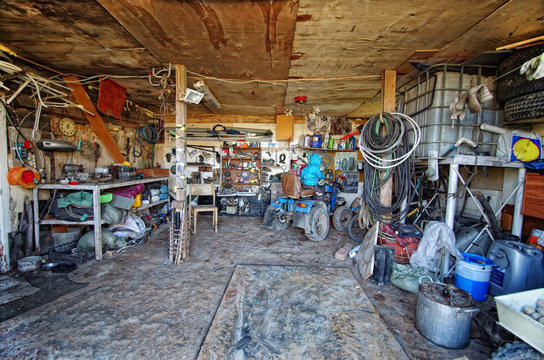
(0, 216, 493, 359)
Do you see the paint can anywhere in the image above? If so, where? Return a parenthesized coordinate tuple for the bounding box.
(311, 134, 322, 148)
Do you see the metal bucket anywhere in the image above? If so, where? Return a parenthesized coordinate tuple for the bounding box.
(416, 281, 479, 348)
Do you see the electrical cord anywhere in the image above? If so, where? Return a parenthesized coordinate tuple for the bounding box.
(360, 112, 418, 223)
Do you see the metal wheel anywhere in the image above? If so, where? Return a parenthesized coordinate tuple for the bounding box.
(332, 205, 352, 233)
(305, 206, 329, 242)
(348, 215, 367, 244)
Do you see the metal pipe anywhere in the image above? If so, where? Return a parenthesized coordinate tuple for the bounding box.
(443, 163, 459, 279)
(512, 167, 525, 237)
(6, 79, 30, 104)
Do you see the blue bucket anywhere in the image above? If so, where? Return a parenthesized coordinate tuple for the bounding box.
(455, 253, 493, 301)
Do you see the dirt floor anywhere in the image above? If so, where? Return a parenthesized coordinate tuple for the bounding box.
(0, 216, 494, 359)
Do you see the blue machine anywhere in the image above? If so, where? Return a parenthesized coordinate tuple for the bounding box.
(261, 196, 329, 242)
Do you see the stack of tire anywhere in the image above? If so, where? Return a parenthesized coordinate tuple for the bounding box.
(497, 44, 544, 122)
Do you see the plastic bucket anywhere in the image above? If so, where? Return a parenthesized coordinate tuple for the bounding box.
(455, 253, 493, 301)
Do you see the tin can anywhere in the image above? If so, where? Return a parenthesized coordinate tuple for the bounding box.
(339, 139, 346, 149)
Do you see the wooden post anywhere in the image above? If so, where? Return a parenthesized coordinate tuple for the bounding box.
(174, 64, 189, 262)
(380, 70, 396, 209)
(63, 76, 125, 163)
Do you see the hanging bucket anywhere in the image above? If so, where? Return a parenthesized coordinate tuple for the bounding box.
(455, 253, 493, 301)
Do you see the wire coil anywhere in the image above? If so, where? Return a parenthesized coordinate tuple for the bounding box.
(359, 112, 420, 223)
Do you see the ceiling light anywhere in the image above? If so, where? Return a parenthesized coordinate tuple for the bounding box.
(193, 80, 222, 109)
(181, 88, 204, 104)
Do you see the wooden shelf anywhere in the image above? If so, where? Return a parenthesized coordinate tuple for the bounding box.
(301, 147, 357, 152)
(222, 168, 260, 171)
(40, 219, 106, 225)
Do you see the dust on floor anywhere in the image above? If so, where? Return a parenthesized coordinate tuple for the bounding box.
(0, 216, 493, 360)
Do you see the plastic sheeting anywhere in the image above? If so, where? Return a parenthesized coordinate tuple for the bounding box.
(197, 265, 409, 360)
(410, 221, 462, 272)
(109, 213, 146, 241)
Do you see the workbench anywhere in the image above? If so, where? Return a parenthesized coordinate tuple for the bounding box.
(33, 177, 169, 260)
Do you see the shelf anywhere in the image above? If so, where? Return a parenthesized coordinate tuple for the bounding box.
(222, 157, 259, 160)
(224, 182, 260, 185)
(222, 168, 260, 171)
(135, 199, 168, 211)
(301, 147, 357, 152)
(40, 219, 106, 225)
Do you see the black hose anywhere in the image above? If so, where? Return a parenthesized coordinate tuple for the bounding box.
(362, 113, 413, 223)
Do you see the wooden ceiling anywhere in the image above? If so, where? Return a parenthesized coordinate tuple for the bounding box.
(1, 0, 543, 118)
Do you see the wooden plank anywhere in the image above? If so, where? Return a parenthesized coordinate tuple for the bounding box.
(432, 1, 544, 60)
(63, 76, 125, 163)
(97, 0, 298, 79)
(496, 35, 544, 51)
(276, 114, 294, 141)
(380, 70, 396, 209)
(175, 64, 189, 262)
(381, 70, 396, 115)
(0, 0, 159, 75)
(522, 173, 544, 220)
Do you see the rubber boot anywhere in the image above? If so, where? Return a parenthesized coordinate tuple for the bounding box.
(371, 245, 394, 286)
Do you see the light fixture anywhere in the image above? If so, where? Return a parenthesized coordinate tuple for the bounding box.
(193, 80, 222, 109)
(181, 88, 204, 104)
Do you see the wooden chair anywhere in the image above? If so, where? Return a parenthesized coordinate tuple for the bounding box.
(189, 183, 218, 234)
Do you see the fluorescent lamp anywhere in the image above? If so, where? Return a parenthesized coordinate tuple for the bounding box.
(181, 88, 204, 104)
(193, 80, 222, 109)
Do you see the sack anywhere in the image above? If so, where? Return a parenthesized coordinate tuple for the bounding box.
(390, 263, 434, 293)
(281, 173, 301, 198)
(51, 200, 94, 221)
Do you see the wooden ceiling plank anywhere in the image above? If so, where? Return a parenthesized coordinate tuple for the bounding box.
(432, 1, 544, 60)
(97, 0, 298, 79)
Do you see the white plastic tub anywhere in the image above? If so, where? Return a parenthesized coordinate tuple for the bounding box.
(494, 288, 544, 354)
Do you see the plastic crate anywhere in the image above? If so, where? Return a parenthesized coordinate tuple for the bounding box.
(494, 288, 544, 354)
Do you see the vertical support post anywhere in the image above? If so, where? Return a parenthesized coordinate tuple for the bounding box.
(511, 167, 525, 237)
(443, 163, 459, 279)
(0, 105, 11, 272)
(33, 188, 40, 253)
(174, 64, 189, 263)
(93, 186, 103, 260)
(380, 70, 396, 210)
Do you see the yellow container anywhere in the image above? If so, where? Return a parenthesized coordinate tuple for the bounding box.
(132, 193, 142, 208)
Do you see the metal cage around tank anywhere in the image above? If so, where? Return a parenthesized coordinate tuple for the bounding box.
(397, 64, 503, 159)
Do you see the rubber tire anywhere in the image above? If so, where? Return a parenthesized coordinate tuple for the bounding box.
(504, 90, 544, 121)
(273, 213, 290, 231)
(348, 215, 367, 244)
(332, 206, 352, 233)
(305, 206, 330, 242)
(496, 43, 544, 104)
(491, 341, 544, 360)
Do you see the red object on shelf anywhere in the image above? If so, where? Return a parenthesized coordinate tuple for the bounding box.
(23, 140, 33, 150)
(295, 95, 307, 104)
